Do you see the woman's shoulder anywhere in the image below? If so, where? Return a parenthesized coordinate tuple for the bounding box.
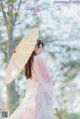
(34, 55, 40, 60)
(33, 56, 44, 65)
(33, 56, 46, 66)
(34, 55, 43, 61)
(33, 55, 39, 64)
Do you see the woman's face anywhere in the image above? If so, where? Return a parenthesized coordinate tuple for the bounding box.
(34, 43, 43, 55)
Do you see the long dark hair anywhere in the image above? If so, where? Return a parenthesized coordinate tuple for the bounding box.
(24, 39, 44, 80)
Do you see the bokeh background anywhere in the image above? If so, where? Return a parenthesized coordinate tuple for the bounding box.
(0, 0, 80, 118)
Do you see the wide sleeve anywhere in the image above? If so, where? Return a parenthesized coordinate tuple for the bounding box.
(41, 57, 55, 86)
(41, 57, 54, 81)
(32, 56, 53, 96)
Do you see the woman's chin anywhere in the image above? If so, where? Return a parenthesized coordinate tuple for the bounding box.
(36, 52, 41, 55)
(38, 53, 41, 55)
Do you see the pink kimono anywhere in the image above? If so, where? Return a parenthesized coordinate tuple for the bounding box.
(8, 55, 54, 119)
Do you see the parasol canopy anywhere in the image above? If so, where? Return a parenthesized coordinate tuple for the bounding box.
(5, 27, 39, 84)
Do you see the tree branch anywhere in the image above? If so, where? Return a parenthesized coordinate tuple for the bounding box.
(0, 2, 8, 24)
(13, 0, 22, 25)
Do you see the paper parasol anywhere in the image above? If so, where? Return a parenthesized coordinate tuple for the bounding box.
(5, 27, 39, 84)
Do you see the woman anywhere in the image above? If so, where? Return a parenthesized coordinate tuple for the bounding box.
(8, 39, 54, 119)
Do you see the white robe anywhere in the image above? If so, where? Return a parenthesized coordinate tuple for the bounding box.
(7, 55, 54, 119)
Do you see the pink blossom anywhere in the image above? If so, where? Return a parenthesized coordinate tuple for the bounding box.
(34, 7, 40, 14)
(24, 6, 29, 10)
(8, 7, 12, 11)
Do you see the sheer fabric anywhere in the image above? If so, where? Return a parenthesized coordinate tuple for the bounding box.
(7, 55, 54, 119)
